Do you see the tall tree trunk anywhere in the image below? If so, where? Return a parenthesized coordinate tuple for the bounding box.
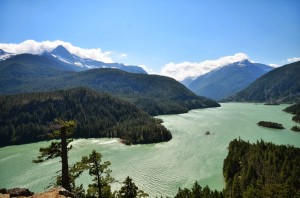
(61, 127, 71, 191)
(95, 160, 101, 198)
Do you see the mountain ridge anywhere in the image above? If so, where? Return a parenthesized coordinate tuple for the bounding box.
(225, 61, 300, 102)
(0, 46, 147, 74)
(0, 55, 220, 115)
(46, 45, 148, 74)
(186, 60, 273, 100)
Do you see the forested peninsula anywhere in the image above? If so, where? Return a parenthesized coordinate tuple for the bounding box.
(175, 139, 300, 197)
(0, 88, 172, 147)
(284, 103, 300, 123)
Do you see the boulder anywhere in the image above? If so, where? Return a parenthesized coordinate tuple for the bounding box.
(58, 188, 74, 198)
(7, 188, 34, 197)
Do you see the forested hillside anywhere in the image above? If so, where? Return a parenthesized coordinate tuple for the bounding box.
(0, 88, 172, 147)
(223, 139, 300, 197)
(226, 61, 300, 103)
(0, 55, 220, 115)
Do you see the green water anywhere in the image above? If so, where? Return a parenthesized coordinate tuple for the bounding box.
(1, 103, 300, 197)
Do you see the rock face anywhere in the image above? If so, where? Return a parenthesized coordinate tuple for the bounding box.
(0, 188, 73, 198)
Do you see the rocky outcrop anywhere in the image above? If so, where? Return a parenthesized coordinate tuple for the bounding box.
(0, 187, 73, 198)
(0, 193, 9, 198)
(0, 188, 34, 197)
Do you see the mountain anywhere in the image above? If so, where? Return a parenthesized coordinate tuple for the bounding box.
(226, 61, 300, 103)
(186, 60, 273, 100)
(44, 45, 147, 74)
(0, 55, 220, 115)
(0, 88, 172, 146)
(0, 45, 147, 74)
(0, 49, 14, 61)
(0, 49, 5, 55)
(181, 77, 195, 87)
(50, 45, 79, 64)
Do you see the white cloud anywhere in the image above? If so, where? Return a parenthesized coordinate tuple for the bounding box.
(160, 53, 250, 81)
(120, 53, 127, 58)
(139, 64, 156, 74)
(268, 63, 280, 67)
(0, 40, 114, 63)
(287, 57, 300, 63)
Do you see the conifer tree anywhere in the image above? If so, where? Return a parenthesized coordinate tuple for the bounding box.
(118, 176, 149, 198)
(77, 149, 114, 198)
(33, 119, 76, 191)
(191, 181, 202, 198)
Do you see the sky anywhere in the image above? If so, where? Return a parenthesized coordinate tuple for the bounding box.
(0, 0, 300, 80)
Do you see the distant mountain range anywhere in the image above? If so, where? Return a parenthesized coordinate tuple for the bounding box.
(184, 60, 273, 100)
(226, 61, 300, 103)
(0, 45, 147, 74)
(0, 53, 220, 115)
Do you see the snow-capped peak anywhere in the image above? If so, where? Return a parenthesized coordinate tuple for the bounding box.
(0, 49, 15, 61)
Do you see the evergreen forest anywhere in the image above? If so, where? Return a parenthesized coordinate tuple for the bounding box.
(226, 61, 300, 103)
(222, 138, 300, 197)
(0, 55, 220, 116)
(0, 88, 172, 147)
(283, 102, 300, 123)
(167, 138, 300, 197)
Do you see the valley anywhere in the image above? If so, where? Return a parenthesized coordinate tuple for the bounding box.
(0, 45, 300, 197)
(1, 1, 300, 197)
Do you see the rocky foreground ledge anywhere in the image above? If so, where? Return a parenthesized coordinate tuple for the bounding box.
(0, 187, 73, 198)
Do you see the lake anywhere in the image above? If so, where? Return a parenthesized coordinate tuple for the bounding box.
(1, 103, 300, 197)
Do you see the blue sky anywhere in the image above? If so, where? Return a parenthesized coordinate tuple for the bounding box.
(0, 0, 299, 78)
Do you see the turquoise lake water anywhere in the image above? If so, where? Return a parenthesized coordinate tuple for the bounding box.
(1, 103, 300, 197)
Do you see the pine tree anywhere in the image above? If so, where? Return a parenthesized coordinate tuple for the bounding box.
(191, 181, 202, 198)
(118, 176, 149, 198)
(33, 119, 76, 191)
(78, 150, 114, 198)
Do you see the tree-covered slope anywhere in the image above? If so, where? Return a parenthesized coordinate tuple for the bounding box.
(0, 88, 172, 147)
(226, 61, 300, 103)
(283, 103, 300, 123)
(283, 103, 300, 115)
(223, 139, 300, 197)
(0, 54, 77, 94)
(187, 60, 273, 100)
(0, 56, 220, 115)
(52, 68, 220, 115)
(173, 138, 300, 197)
